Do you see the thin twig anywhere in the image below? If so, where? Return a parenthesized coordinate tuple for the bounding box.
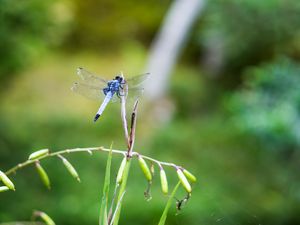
(4, 147, 179, 177)
(132, 152, 177, 168)
(5, 147, 126, 176)
(120, 72, 129, 148)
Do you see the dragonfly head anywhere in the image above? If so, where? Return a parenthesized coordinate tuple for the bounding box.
(115, 76, 124, 83)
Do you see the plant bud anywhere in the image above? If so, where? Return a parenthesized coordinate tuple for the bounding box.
(35, 162, 51, 189)
(160, 168, 168, 194)
(0, 170, 15, 191)
(138, 156, 152, 182)
(183, 169, 197, 182)
(116, 157, 127, 184)
(0, 186, 10, 192)
(37, 211, 56, 225)
(28, 149, 49, 160)
(176, 168, 192, 193)
(60, 156, 80, 182)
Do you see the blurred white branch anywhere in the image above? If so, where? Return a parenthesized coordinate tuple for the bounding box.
(145, 0, 206, 101)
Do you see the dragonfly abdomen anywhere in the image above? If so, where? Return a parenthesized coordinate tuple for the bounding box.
(94, 91, 114, 122)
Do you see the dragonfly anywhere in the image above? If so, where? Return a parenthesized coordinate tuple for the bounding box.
(71, 67, 149, 122)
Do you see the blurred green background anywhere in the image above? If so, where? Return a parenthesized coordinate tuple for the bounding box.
(1, 0, 300, 224)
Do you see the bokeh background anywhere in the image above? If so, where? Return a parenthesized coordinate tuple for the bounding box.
(1, 0, 300, 224)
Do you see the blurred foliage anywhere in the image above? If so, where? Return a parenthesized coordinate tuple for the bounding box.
(197, 0, 300, 84)
(66, 0, 171, 50)
(227, 58, 300, 153)
(0, 0, 70, 83)
(1, 0, 300, 224)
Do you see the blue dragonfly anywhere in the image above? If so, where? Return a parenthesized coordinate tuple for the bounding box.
(71, 67, 149, 122)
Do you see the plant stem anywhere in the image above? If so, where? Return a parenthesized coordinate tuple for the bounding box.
(120, 72, 129, 148)
(4, 146, 181, 177)
(4, 147, 125, 176)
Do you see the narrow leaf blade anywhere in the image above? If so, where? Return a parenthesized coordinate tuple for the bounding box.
(158, 182, 181, 225)
(99, 144, 113, 225)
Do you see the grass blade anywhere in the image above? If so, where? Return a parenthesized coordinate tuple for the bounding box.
(99, 144, 113, 225)
(158, 182, 181, 225)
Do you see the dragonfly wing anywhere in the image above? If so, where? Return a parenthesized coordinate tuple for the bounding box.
(71, 82, 105, 101)
(77, 67, 108, 88)
(126, 73, 150, 88)
(126, 87, 145, 100)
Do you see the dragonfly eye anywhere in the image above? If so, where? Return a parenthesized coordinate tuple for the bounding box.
(115, 76, 123, 82)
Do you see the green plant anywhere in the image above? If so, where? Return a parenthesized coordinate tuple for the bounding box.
(0, 74, 196, 225)
(226, 58, 300, 152)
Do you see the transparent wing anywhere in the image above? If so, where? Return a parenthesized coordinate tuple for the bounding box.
(71, 82, 105, 101)
(71, 82, 121, 103)
(77, 67, 108, 88)
(126, 87, 145, 100)
(126, 73, 150, 88)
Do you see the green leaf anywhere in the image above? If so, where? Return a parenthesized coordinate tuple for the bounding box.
(158, 182, 181, 225)
(99, 143, 113, 225)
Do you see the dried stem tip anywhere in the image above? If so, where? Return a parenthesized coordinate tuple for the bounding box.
(116, 157, 127, 184)
(35, 161, 51, 190)
(0, 170, 15, 191)
(183, 169, 197, 183)
(28, 149, 49, 160)
(160, 168, 168, 195)
(138, 156, 152, 182)
(176, 169, 192, 193)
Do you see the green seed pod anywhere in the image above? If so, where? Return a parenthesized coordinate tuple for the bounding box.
(0, 186, 10, 193)
(0, 170, 15, 191)
(183, 169, 197, 183)
(138, 156, 152, 181)
(160, 168, 168, 194)
(176, 168, 192, 193)
(116, 157, 127, 184)
(35, 162, 51, 189)
(28, 149, 49, 160)
(39, 211, 56, 225)
(61, 156, 80, 182)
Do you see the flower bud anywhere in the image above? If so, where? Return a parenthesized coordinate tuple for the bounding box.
(116, 157, 127, 184)
(183, 169, 197, 182)
(176, 168, 192, 193)
(160, 168, 168, 194)
(35, 211, 56, 225)
(60, 156, 80, 182)
(138, 156, 152, 182)
(28, 149, 49, 160)
(0, 170, 15, 191)
(35, 162, 51, 189)
(0, 186, 10, 193)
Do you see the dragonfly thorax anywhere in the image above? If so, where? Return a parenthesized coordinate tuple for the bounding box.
(103, 77, 124, 96)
